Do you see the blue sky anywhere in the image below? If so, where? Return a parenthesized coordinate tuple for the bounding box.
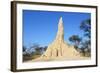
(23, 10, 91, 48)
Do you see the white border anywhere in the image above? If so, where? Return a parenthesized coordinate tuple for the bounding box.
(17, 3, 96, 69)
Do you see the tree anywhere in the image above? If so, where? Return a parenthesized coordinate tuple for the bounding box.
(80, 40, 91, 57)
(23, 43, 48, 61)
(23, 46, 32, 62)
(35, 47, 42, 55)
(80, 19, 91, 38)
(79, 19, 91, 57)
(43, 46, 48, 51)
(40, 46, 48, 54)
(69, 35, 81, 49)
(34, 46, 48, 55)
(23, 46, 27, 52)
(80, 19, 91, 48)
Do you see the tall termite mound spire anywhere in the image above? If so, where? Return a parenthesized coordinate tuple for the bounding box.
(41, 16, 80, 58)
(56, 17, 64, 41)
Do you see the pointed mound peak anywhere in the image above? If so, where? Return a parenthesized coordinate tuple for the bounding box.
(58, 17, 63, 30)
(59, 17, 63, 25)
(58, 17, 63, 29)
